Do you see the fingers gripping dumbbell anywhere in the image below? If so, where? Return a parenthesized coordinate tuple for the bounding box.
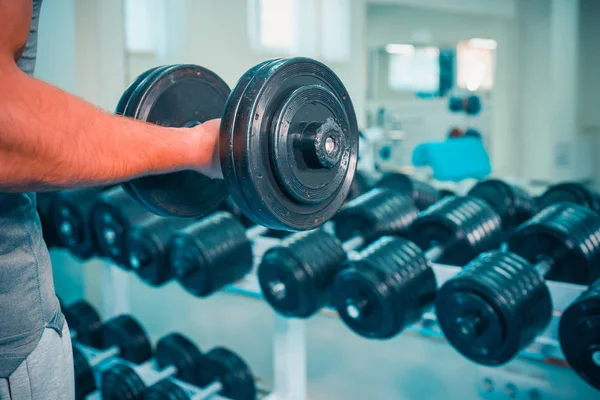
(63, 300, 104, 348)
(258, 188, 419, 318)
(168, 212, 267, 297)
(559, 279, 600, 391)
(118, 59, 358, 231)
(537, 181, 600, 213)
(468, 179, 537, 231)
(376, 172, 440, 211)
(101, 333, 204, 400)
(74, 315, 152, 399)
(125, 216, 195, 287)
(91, 187, 156, 267)
(330, 196, 502, 339)
(50, 187, 110, 259)
(436, 203, 600, 366)
(144, 347, 256, 400)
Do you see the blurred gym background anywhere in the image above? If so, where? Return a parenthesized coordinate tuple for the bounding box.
(38, 0, 599, 399)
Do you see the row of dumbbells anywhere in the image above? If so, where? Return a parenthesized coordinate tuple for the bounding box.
(42, 176, 600, 391)
(63, 300, 256, 400)
(254, 179, 600, 392)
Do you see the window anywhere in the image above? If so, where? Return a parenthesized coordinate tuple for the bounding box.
(124, 0, 165, 54)
(249, 0, 295, 53)
(387, 44, 440, 94)
(457, 39, 496, 91)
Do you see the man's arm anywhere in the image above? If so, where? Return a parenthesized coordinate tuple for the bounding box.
(0, 0, 219, 192)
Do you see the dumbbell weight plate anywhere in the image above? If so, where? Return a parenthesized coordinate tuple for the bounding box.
(559, 282, 600, 390)
(63, 301, 103, 348)
(508, 203, 600, 285)
(221, 57, 359, 230)
(156, 333, 207, 386)
(143, 379, 190, 400)
(122, 65, 231, 218)
(204, 347, 256, 400)
(116, 66, 166, 204)
(73, 346, 96, 400)
(537, 182, 600, 213)
(102, 315, 152, 364)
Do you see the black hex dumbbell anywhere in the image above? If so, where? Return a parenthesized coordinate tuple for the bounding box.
(559, 279, 600, 391)
(436, 203, 600, 366)
(63, 300, 104, 348)
(50, 187, 110, 260)
(168, 212, 267, 298)
(330, 196, 502, 339)
(143, 347, 256, 400)
(125, 216, 195, 287)
(468, 179, 537, 232)
(74, 315, 152, 399)
(258, 188, 420, 318)
(537, 181, 600, 213)
(101, 334, 205, 400)
(376, 172, 440, 210)
(91, 187, 156, 268)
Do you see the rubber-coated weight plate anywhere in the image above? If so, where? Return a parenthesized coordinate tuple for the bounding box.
(117, 66, 166, 204)
(102, 315, 152, 364)
(155, 333, 206, 386)
(221, 58, 359, 231)
(559, 281, 600, 390)
(73, 346, 96, 399)
(204, 347, 256, 400)
(122, 65, 231, 218)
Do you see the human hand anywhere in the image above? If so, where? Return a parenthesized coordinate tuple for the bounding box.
(185, 118, 223, 179)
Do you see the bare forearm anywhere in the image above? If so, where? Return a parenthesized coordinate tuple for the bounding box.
(0, 62, 206, 192)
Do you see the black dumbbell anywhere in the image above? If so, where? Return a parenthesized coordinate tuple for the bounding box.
(258, 188, 419, 318)
(559, 279, 600, 391)
(125, 216, 195, 287)
(219, 197, 255, 228)
(537, 182, 600, 212)
(50, 187, 108, 260)
(74, 314, 152, 399)
(168, 212, 266, 298)
(63, 300, 104, 348)
(375, 172, 440, 211)
(449, 95, 481, 115)
(468, 179, 537, 231)
(346, 170, 371, 201)
(143, 347, 256, 400)
(101, 333, 206, 400)
(118, 60, 358, 231)
(37, 192, 61, 249)
(330, 196, 502, 339)
(436, 203, 600, 366)
(91, 187, 156, 267)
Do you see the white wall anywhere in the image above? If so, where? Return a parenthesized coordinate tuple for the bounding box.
(126, 0, 368, 128)
(579, 0, 600, 188)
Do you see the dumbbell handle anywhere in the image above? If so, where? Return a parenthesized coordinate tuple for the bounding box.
(534, 258, 553, 278)
(174, 378, 223, 400)
(246, 225, 269, 241)
(342, 235, 365, 253)
(140, 361, 178, 385)
(424, 245, 444, 263)
(91, 345, 120, 367)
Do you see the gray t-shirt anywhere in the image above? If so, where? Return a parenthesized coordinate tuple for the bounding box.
(0, 0, 64, 378)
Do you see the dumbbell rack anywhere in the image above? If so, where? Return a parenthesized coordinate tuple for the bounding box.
(99, 236, 587, 400)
